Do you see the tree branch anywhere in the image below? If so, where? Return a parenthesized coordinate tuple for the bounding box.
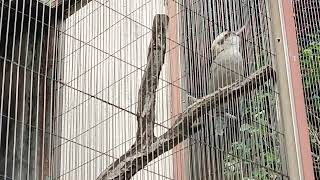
(134, 14, 169, 146)
(96, 65, 276, 180)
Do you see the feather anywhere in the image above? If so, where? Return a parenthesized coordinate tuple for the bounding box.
(208, 32, 244, 136)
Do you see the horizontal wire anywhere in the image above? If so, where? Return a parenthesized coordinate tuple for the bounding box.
(0, 0, 287, 179)
(62, 0, 112, 33)
(1, 45, 281, 152)
(0, 1, 189, 93)
(0, 0, 274, 97)
(61, 0, 152, 63)
(0, 55, 138, 116)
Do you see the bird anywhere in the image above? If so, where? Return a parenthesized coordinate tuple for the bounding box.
(188, 24, 247, 136)
(208, 28, 245, 92)
(209, 25, 246, 136)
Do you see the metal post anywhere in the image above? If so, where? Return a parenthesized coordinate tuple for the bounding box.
(269, 0, 315, 179)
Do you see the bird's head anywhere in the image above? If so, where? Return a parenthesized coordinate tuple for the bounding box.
(210, 31, 240, 55)
(223, 32, 240, 49)
(211, 23, 248, 53)
(210, 31, 229, 54)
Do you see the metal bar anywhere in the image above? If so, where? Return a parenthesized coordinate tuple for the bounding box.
(269, 0, 315, 179)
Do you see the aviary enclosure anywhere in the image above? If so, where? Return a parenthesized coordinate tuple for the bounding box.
(293, 0, 320, 179)
(0, 0, 316, 179)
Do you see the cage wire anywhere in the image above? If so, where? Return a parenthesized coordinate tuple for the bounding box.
(293, 0, 320, 179)
(0, 0, 290, 179)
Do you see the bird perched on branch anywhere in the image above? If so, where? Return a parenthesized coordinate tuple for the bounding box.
(209, 25, 246, 92)
(209, 25, 247, 135)
(188, 24, 247, 136)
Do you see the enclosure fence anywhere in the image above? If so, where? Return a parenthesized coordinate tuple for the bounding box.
(0, 0, 314, 179)
(293, 0, 320, 179)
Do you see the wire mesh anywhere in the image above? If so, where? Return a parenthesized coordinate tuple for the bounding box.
(181, 0, 287, 179)
(293, 0, 320, 179)
(0, 0, 289, 179)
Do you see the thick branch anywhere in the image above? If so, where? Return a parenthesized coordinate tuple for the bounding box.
(96, 66, 276, 180)
(135, 14, 169, 145)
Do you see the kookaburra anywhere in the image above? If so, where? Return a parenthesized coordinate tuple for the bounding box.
(188, 24, 247, 135)
(209, 25, 246, 92)
(209, 25, 247, 135)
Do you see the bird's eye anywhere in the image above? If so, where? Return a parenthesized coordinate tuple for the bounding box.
(220, 32, 230, 44)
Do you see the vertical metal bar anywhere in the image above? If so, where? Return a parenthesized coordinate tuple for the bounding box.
(33, 1, 48, 179)
(269, 0, 315, 179)
(13, 0, 28, 179)
(42, 1, 55, 179)
(28, 1, 40, 179)
(0, 0, 6, 155)
(292, 0, 320, 179)
(3, 0, 16, 179)
(9, 0, 22, 179)
(0, 0, 294, 179)
(53, 0, 63, 178)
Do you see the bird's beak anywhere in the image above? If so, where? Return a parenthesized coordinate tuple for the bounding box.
(235, 21, 249, 35)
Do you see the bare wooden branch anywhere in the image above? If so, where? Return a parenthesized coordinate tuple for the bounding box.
(96, 66, 276, 180)
(135, 14, 169, 146)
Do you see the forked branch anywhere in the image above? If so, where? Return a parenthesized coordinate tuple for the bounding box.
(96, 65, 275, 180)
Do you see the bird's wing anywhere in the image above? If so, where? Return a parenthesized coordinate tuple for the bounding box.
(208, 50, 244, 93)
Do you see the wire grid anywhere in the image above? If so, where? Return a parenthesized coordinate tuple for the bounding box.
(293, 0, 320, 179)
(181, 0, 287, 179)
(0, 0, 289, 179)
(58, 1, 172, 179)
